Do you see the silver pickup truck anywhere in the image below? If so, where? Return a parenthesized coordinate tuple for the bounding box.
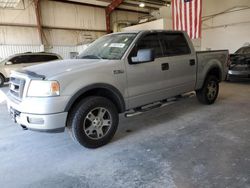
(6, 30, 229, 148)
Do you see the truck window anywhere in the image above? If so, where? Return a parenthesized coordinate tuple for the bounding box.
(9, 55, 30, 64)
(130, 33, 163, 60)
(27, 55, 59, 63)
(160, 33, 191, 56)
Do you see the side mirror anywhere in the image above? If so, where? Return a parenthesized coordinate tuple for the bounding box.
(5, 61, 13, 65)
(131, 49, 155, 64)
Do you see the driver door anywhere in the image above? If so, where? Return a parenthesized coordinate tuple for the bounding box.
(125, 32, 169, 109)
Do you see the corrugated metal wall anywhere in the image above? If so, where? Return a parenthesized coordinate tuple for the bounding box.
(46, 46, 77, 59)
(46, 45, 90, 59)
(0, 44, 89, 59)
(41, 0, 106, 32)
(201, 0, 250, 52)
(0, 45, 42, 59)
(0, 0, 147, 59)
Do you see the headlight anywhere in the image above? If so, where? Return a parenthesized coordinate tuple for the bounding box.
(27, 80, 60, 97)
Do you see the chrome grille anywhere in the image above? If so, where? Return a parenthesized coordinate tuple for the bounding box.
(9, 77, 26, 100)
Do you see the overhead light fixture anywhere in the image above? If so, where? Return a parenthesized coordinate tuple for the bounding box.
(166, 2, 171, 7)
(139, 2, 145, 8)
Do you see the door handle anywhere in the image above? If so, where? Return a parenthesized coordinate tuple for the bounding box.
(189, 59, 196, 66)
(161, 63, 169, 71)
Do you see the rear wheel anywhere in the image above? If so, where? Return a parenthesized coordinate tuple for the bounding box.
(196, 75, 219, 105)
(0, 74, 4, 87)
(67, 96, 119, 148)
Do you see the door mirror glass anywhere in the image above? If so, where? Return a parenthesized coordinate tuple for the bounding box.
(5, 61, 13, 65)
(131, 49, 155, 64)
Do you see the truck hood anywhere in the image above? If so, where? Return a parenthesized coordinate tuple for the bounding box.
(22, 59, 110, 78)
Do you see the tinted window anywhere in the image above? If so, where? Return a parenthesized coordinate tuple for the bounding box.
(130, 33, 163, 59)
(27, 55, 59, 63)
(9, 55, 30, 64)
(235, 47, 250, 54)
(161, 33, 191, 56)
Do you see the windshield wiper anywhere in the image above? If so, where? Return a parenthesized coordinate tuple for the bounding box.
(80, 55, 103, 59)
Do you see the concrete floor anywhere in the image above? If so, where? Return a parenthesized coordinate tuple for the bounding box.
(0, 81, 250, 188)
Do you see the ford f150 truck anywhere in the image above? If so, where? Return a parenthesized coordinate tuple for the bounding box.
(6, 30, 229, 148)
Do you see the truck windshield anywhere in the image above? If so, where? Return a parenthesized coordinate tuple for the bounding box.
(78, 33, 136, 60)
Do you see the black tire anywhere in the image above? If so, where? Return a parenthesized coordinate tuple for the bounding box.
(67, 96, 119, 148)
(0, 74, 4, 87)
(196, 75, 219, 105)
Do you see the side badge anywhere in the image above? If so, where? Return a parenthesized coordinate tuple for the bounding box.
(113, 70, 125, 74)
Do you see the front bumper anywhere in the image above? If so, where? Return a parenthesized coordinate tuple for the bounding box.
(7, 96, 68, 132)
(228, 70, 250, 78)
(8, 106, 67, 132)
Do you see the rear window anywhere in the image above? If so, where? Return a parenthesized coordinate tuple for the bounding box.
(160, 33, 191, 56)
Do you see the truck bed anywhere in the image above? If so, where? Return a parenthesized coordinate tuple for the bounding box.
(195, 50, 229, 90)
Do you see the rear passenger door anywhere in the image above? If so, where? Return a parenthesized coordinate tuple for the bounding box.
(160, 32, 196, 96)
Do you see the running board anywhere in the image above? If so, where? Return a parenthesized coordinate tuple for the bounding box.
(125, 92, 195, 118)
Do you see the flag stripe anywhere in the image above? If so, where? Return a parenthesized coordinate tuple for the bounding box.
(198, 0, 202, 38)
(175, 0, 178, 30)
(189, 1, 193, 39)
(181, 0, 185, 30)
(172, 0, 202, 39)
(186, 2, 190, 37)
(177, 0, 181, 30)
(194, 0, 198, 38)
(172, 0, 175, 30)
(184, 2, 187, 33)
(192, 1, 195, 39)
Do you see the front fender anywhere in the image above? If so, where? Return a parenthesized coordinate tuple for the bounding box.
(64, 83, 126, 113)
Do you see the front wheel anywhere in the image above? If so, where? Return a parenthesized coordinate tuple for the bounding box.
(67, 96, 119, 148)
(196, 75, 219, 105)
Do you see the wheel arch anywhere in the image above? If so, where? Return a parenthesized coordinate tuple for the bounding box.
(64, 83, 126, 114)
(206, 66, 222, 81)
(202, 65, 223, 86)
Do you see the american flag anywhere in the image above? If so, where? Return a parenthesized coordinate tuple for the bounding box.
(172, 0, 202, 39)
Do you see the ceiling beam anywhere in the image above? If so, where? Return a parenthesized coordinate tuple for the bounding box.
(34, 0, 43, 45)
(106, 0, 124, 33)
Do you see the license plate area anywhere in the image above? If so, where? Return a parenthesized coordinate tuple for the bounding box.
(9, 107, 20, 123)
